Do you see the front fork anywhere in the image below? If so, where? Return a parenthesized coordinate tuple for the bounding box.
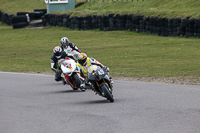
(95, 79, 112, 96)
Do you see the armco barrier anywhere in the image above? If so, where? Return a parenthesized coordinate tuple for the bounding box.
(42, 14, 200, 38)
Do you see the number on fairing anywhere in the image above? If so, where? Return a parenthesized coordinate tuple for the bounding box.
(98, 69, 104, 75)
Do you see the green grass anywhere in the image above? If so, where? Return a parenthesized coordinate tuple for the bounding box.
(0, 0, 46, 14)
(0, 22, 200, 78)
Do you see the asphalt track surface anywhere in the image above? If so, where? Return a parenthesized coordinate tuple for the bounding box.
(0, 72, 200, 133)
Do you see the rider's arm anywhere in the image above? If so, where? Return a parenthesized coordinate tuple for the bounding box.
(89, 57, 109, 72)
(50, 55, 57, 73)
(50, 60, 57, 72)
(69, 43, 81, 53)
(89, 58, 104, 68)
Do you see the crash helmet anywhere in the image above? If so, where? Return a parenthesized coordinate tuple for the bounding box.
(78, 53, 87, 66)
(60, 37, 69, 48)
(53, 46, 62, 58)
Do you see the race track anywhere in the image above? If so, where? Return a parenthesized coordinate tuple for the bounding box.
(0, 72, 200, 133)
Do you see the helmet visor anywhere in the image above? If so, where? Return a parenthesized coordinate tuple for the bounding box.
(54, 52, 61, 58)
(62, 43, 67, 48)
(78, 58, 86, 66)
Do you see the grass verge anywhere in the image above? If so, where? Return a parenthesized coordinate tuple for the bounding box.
(0, 0, 46, 14)
(0, 23, 200, 79)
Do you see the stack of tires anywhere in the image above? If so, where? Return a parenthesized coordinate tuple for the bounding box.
(12, 9, 46, 29)
(41, 13, 200, 38)
(0, 11, 14, 25)
(17, 9, 46, 20)
(11, 14, 30, 29)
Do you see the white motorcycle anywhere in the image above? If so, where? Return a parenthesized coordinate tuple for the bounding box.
(59, 57, 85, 91)
(64, 48, 80, 61)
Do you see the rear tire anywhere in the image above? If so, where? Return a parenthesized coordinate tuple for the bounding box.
(100, 83, 114, 102)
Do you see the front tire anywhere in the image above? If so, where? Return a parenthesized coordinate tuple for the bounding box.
(100, 83, 114, 102)
(71, 73, 82, 89)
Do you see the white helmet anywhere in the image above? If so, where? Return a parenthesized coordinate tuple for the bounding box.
(60, 37, 69, 48)
(53, 46, 62, 58)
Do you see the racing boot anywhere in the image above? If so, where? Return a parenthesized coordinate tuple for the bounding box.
(61, 77, 67, 85)
(109, 77, 114, 85)
(80, 82, 86, 91)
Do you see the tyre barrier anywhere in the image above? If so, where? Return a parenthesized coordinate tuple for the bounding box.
(34, 9, 47, 16)
(13, 9, 46, 29)
(1, 9, 200, 38)
(0, 10, 2, 21)
(16, 9, 47, 21)
(0, 9, 47, 29)
(17, 11, 44, 20)
(42, 13, 200, 38)
(0, 11, 14, 25)
(13, 22, 29, 29)
(11, 14, 30, 29)
(11, 15, 29, 24)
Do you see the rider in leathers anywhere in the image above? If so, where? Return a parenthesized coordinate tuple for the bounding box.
(50, 46, 75, 84)
(60, 37, 81, 60)
(77, 53, 113, 89)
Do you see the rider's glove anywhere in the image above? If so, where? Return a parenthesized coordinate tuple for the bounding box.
(103, 66, 109, 72)
(106, 67, 110, 72)
(56, 69, 62, 74)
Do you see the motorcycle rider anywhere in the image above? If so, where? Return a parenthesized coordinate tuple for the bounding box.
(50, 46, 75, 85)
(77, 53, 114, 89)
(60, 37, 82, 60)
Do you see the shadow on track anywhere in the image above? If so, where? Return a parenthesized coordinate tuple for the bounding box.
(73, 100, 108, 104)
(74, 99, 118, 104)
(49, 90, 83, 94)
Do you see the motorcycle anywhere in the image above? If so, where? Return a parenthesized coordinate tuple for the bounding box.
(59, 57, 85, 91)
(87, 65, 114, 102)
(64, 48, 80, 61)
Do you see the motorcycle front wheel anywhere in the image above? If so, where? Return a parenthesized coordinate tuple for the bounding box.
(72, 73, 82, 89)
(100, 83, 114, 102)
